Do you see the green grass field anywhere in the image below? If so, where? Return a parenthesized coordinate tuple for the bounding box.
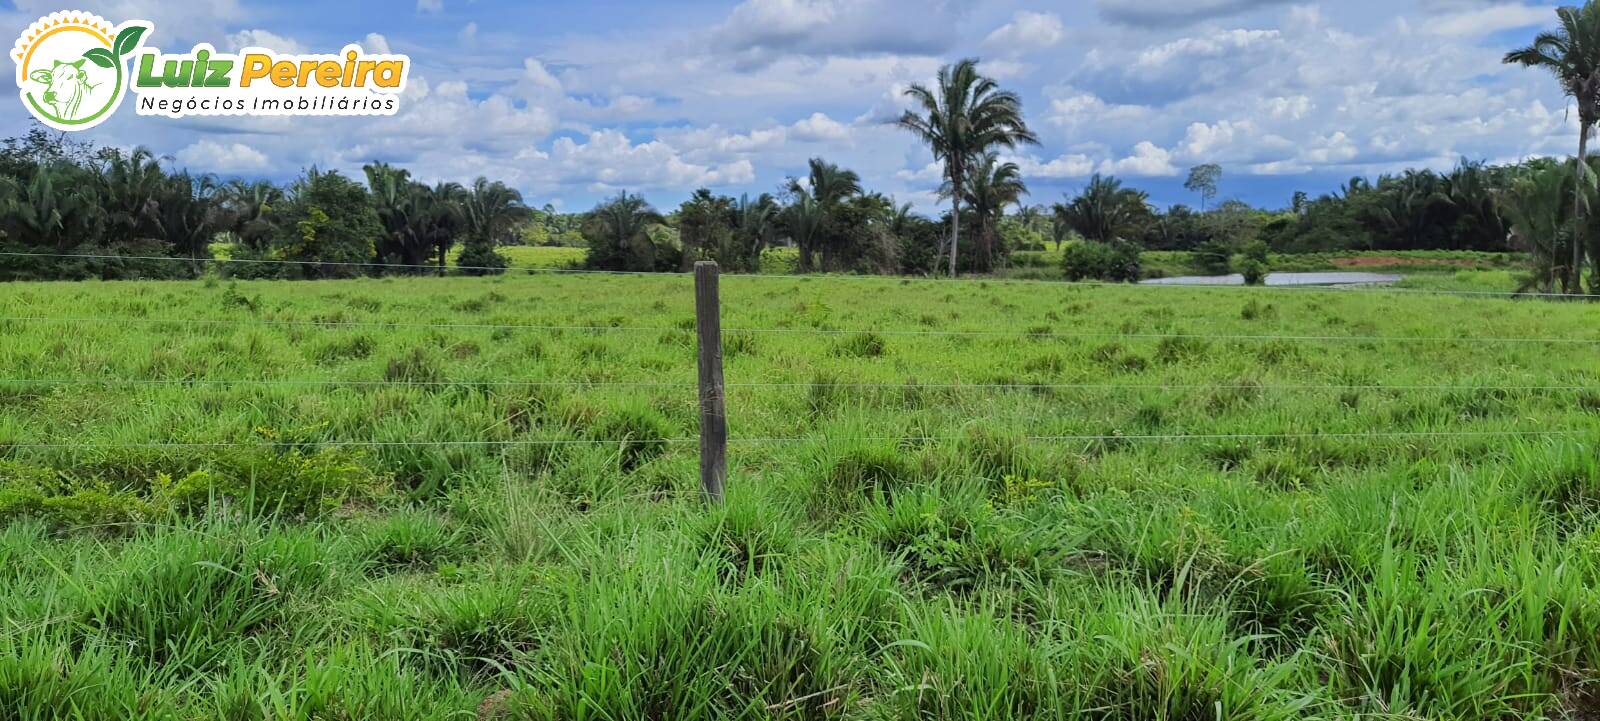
(451, 245, 587, 270)
(2, 271, 1600, 719)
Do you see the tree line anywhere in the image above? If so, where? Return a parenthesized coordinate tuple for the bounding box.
(6, 0, 1600, 294)
(0, 126, 533, 281)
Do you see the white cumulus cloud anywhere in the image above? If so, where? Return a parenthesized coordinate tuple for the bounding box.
(175, 141, 269, 173)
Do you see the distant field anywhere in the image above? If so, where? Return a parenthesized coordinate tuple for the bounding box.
(452, 245, 585, 270)
(2, 271, 1599, 719)
(1010, 248, 1518, 276)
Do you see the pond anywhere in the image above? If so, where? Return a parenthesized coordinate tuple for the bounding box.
(1140, 271, 1403, 287)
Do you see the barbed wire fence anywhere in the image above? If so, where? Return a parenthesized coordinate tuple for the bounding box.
(2, 254, 1598, 504)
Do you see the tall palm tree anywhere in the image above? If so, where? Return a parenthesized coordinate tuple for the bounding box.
(959, 152, 1027, 272)
(1505, 1, 1600, 292)
(784, 158, 862, 272)
(894, 58, 1037, 277)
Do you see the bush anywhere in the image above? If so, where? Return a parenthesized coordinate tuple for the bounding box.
(1192, 238, 1234, 275)
(1238, 258, 1268, 285)
(0, 449, 386, 530)
(456, 243, 508, 276)
(219, 243, 290, 280)
(1235, 239, 1270, 285)
(1061, 240, 1141, 282)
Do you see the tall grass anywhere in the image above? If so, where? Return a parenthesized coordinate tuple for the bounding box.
(0, 272, 1597, 718)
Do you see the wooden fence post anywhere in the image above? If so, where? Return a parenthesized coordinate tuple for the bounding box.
(694, 261, 727, 502)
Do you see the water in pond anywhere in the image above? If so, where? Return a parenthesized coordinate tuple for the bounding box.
(1140, 271, 1402, 287)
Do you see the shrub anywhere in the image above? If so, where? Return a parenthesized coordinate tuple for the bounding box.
(219, 244, 290, 280)
(1238, 258, 1268, 285)
(1061, 240, 1141, 282)
(456, 243, 509, 276)
(0, 448, 387, 530)
(1235, 239, 1271, 285)
(164, 448, 386, 518)
(1192, 237, 1234, 274)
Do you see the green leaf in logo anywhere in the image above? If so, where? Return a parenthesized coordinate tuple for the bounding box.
(113, 26, 147, 57)
(82, 47, 116, 69)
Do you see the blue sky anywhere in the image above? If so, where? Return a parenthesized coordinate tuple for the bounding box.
(0, 0, 1583, 214)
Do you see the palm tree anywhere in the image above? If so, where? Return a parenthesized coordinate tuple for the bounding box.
(1444, 158, 1508, 251)
(2, 162, 104, 252)
(1049, 213, 1071, 251)
(1014, 204, 1045, 236)
(732, 193, 779, 271)
(782, 190, 827, 272)
(153, 171, 226, 260)
(1498, 159, 1578, 293)
(462, 177, 531, 245)
(1053, 174, 1150, 244)
(959, 152, 1027, 272)
(1505, 1, 1600, 292)
(676, 188, 735, 270)
(453, 177, 530, 274)
(886, 200, 917, 238)
(417, 182, 467, 273)
(786, 158, 862, 271)
(582, 190, 667, 271)
(791, 158, 861, 207)
(894, 58, 1037, 277)
(98, 147, 166, 246)
(1370, 170, 1452, 250)
(221, 180, 283, 252)
(364, 162, 417, 267)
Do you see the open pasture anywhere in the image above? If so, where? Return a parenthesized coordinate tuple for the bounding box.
(2, 272, 1600, 719)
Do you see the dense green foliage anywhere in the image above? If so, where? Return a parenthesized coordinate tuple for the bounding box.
(1060, 239, 1141, 282)
(0, 127, 532, 281)
(1, 274, 1600, 718)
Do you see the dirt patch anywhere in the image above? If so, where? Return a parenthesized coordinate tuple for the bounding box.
(1559, 675, 1600, 721)
(1330, 256, 1482, 268)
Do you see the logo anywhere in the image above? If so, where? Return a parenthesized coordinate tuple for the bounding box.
(12, 11, 410, 131)
(11, 11, 149, 131)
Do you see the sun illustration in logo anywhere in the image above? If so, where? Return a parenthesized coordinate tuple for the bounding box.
(11, 11, 150, 131)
